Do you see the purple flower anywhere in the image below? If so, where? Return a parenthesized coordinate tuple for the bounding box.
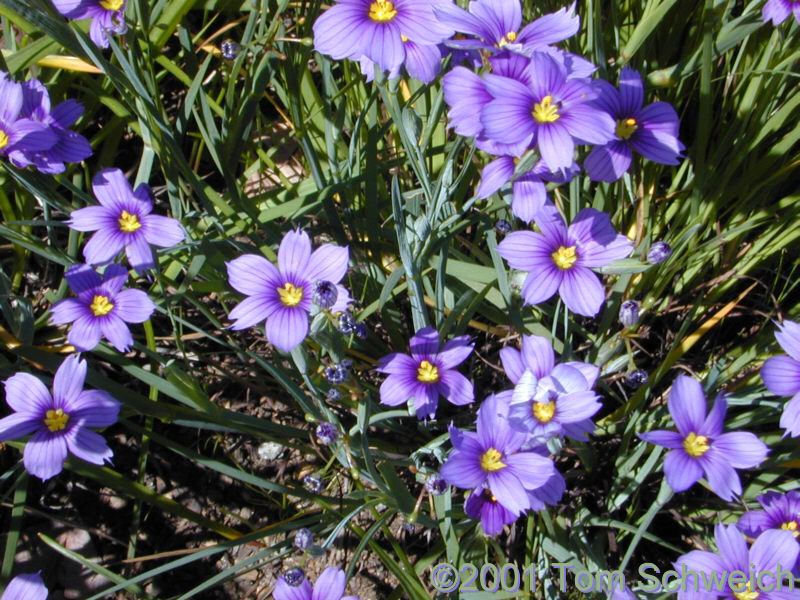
(434, 1, 580, 55)
(675, 524, 798, 600)
(481, 52, 615, 173)
(496, 203, 633, 316)
(639, 375, 769, 501)
(226, 230, 351, 353)
(10, 79, 92, 174)
(761, 320, 800, 437)
(440, 394, 557, 518)
(763, 0, 800, 25)
(585, 67, 685, 182)
(313, 0, 452, 82)
(500, 333, 599, 395)
(68, 168, 185, 272)
(0, 354, 120, 480)
(51, 0, 127, 48)
(50, 264, 155, 352)
(273, 567, 359, 600)
(476, 156, 579, 223)
(507, 365, 601, 443)
(0, 74, 57, 165)
(377, 326, 473, 419)
(2, 573, 48, 600)
(739, 491, 800, 541)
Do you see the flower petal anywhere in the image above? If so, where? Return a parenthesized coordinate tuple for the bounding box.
(69, 390, 120, 428)
(142, 214, 185, 249)
(639, 430, 684, 449)
(438, 370, 474, 407)
(780, 392, 800, 437)
(305, 244, 349, 285)
(278, 230, 312, 282)
(776, 320, 800, 362)
(266, 306, 309, 352)
(762, 356, 800, 396)
(113, 289, 156, 323)
(4, 372, 53, 415)
(52, 354, 86, 407)
(0, 413, 40, 441)
(487, 470, 530, 516)
(668, 375, 707, 437)
(499, 347, 525, 384)
(23, 429, 69, 480)
(312, 567, 346, 600)
(66, 427, 113, 466)
(559, 266, 605, 317)
(68, 314, 103, 351)
(125, 234, 156, 271)
(2, 573, 49, 600)
(663, 449, 703, 493)
(100, 314, 135, 352)
(226, 254, 282, 296)
(711, 432, 768, 469)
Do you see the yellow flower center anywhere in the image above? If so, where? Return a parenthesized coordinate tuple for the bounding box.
(616, 117, 638, 139)
(682, 432, 710, 457)
(99, 0, 124, 10)
(782, 521, 800, 537)
(732, 582, 759, 600)
(44, 408, 70, 432)
(551, 245, 578, 270)
(480, 447, 507, 472)
(417, 360, 439, 383)
(498, 30, 518, 46)
(532, 95, 560, 123)
(400, 34, 408, 42)
(482, 489, 498, 502)
(118, 210, 142, 233)
(533, 401, 557, 423)
(89, 295, 114, 316)
(368, 0, 397, 22)
(0, 129, 9, 150)
(277, 282, 303, 307)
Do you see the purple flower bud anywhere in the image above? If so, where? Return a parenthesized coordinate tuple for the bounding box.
(326, 388, 341, 401)
(221, 40, 241, 60)
(495, 219, 512, 234)
(338, 312, 357, 334)
(619, 300, 640, 328)
(647, 241, 672, 264)
(283, 567, 305, 586)
(354, 322, 368, 338)
(293, 528, 314, 550)
(312, 280, 338, 309)
(425, 474, 447, 495)
(626, 369, 648, 388)
(303, 473, 323, 493)
(315, 422, 339, 445)
(340, 358, 353, 370)
(324, 364, 349, 384)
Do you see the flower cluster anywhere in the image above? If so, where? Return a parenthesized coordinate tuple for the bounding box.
(0, 72, 91, 174)
(441, 395, 560, 535)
